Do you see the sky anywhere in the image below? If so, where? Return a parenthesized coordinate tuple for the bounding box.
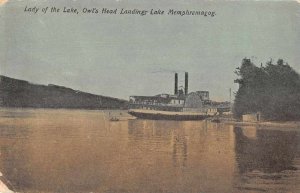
(0, 0, 299, 101)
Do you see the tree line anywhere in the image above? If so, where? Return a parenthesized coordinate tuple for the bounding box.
(233, 58, 300, 121)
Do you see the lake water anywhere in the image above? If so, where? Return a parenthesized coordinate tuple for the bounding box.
(0, 108, 299, 193)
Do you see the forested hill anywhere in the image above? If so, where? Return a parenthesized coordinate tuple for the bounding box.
(0, 75, 128, 109)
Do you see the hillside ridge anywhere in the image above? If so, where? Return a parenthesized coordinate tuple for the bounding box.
(0, 75, 128, 109)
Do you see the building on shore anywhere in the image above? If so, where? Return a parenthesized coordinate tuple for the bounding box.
(129, 72, 230, 114)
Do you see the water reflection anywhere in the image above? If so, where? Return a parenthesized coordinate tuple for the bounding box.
(234, 127, 298, 173)
(127, 120, 237, 193)
(233, 126, 300, 193)
(128, 120, 188, 167)
(172, 128, 187, 167)
(0, 109, 299, 193)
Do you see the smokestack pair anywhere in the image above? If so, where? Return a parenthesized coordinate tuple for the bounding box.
(174, 72, 188, 95)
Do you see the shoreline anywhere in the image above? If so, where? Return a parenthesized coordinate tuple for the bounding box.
(0, 108, 300, 128)
(223, 120, 300, 129)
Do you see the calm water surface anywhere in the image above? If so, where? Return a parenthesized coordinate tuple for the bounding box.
(0, 108, 299, 193)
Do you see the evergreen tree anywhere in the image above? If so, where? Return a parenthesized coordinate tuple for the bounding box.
(233, 58, 300, 121)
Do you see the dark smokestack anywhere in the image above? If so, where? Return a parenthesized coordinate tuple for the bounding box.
(174, 73, 178, 95)
(185, 72, 188, 95)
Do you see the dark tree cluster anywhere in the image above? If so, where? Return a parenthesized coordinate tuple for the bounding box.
(0, 75, 128, 109)
(233, 58, 300, 121)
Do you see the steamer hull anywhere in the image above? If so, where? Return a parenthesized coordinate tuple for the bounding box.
(128, 109, 211, 121)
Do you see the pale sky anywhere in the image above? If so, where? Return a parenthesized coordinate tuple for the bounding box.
(1, 0, 299, 101)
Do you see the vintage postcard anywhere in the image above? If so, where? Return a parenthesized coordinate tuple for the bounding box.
(0, 0, 300, 193)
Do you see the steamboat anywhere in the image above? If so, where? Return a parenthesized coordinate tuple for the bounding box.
(128, 72, 230, 121)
